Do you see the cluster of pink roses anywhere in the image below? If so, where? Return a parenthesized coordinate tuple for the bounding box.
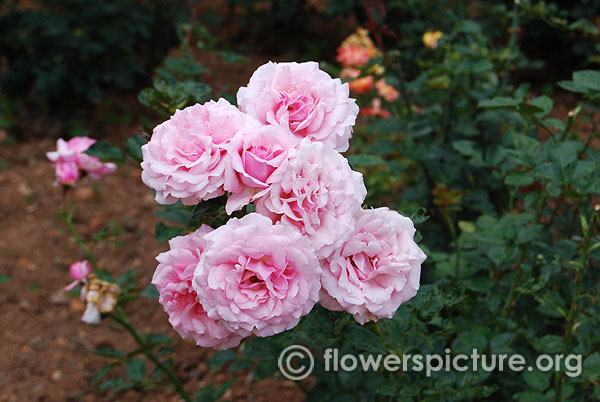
(143, 61, 426, 349)
(46, 137, 117, 185)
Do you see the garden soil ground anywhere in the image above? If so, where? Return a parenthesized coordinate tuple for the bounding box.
(0, 53, 305, 402)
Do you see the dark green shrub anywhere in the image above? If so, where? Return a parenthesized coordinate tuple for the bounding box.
(0, 0, 182, 116)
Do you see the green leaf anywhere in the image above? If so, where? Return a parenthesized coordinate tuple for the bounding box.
(347, 154, 385, 167)
(533, 335, 563, 354)
(557, 80, 589, 94)
(517, 102, 544, 115)
(583, 352, 600, 380)
(155, 222, 184, 242)
(143, 333, 172, 346)
(153, 205, 193, 225)
(99, 376, 132, 391)
(549, 141, 583, 168)
(91, 364, 116, 385)
(195, 378, 236, 402)
(541, 118, 565, 131)
(452, 140, 481, 158)
(513, 390, 551, 402)
(85, 141, 124, 163)
(408, 207, 430, 225)
(125, 359, 145, 383)
(207, 350, 236, 371)
(140, 284, 159, 299)
(505, 172, 534, 186)
(228, 358, 253, 373)
(478, 97, 519, 109)
(523, 369, 550, 392)
(490, 332, 517, 354)
(456, 20, 481, 34)
(344, 324, 386, 353)
(529, 96, 553, 118)
(573, 70, 600, 91)
(0, 274, 11, 284)
(124, 135, 147, 162)
(92, 347, 125, 359)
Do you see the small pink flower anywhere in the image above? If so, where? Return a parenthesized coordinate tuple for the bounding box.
(46, 137, 116, 185)
(320, 208, 426, 324)
(55, 163, 80, 185)
(152, 225, 243, 349)
(255, 139, 366, 259)
(193, 213, 321, 338)
(237, 61, 359, 152)
(64, 260, 92, 291)
(141, 99, 259, 206)
(70, 260, 92, 280)
(224, 125, 299, 214)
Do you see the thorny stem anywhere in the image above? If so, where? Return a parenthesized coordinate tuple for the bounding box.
(61, 205, 190, 401)
(110, 307, 192, 402)
(555, 210, 598, 400)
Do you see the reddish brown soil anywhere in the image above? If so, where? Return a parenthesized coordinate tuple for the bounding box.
(0, 53, 304, 402)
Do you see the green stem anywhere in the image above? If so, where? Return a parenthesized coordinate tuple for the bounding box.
(555, 210, 597, 400)
(110, 307, 191, 402)
(499, 0, 520, 92)
(559, 105, 580, 142)
(60, 206, 99, 271)
(441, 206, 461, 283)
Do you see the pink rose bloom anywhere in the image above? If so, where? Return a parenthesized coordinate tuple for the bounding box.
(237, 61, 359, 152)
(141, 99, 259, 206)
(64, 260, 92, 291)
(255, 139, 366, 259)
(224, 125, 299, 214)
(152, 225, 244, 349)
(320, 208, 427, 324)
(192, 213, 321, 337)
(70, 260, 92, 280)
(55, 162, 79, 185)
(46, 137, 116, 185)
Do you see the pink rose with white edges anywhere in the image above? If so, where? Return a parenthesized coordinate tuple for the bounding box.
(192, 213, 321, 338)
(152, 225, 244, 349)
(236, 61, 359, 152)
(141, 99, 259, 206)
(224, 125, 299, 214)
(320, 208, 426, 324)
(255, 139, 366, 259)
(46, 137, 117, 185)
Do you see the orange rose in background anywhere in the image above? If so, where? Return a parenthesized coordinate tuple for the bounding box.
(360, 98, 390, 119)
(336, 28, 378, 67)
(375, 79, 399, 102)
(349, 75, 374, 94)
